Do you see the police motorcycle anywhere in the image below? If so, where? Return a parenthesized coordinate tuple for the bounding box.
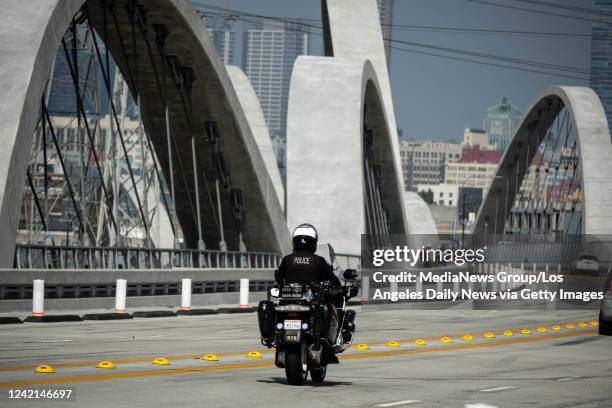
(257, 245, 359, 385)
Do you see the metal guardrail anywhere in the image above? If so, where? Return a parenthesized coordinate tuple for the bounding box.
(14, 244, 283, 270)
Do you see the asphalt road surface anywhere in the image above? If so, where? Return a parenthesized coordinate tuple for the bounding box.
(0, 308, 610, 408)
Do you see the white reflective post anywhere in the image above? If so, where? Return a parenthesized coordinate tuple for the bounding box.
(115, 279, 127, 313)
(32, 279, 44, 316)
(361, 276, 370, 301)
(180, 278, 192, 311)
(390, 280, 398, 295)
(239, 278, 249, 308)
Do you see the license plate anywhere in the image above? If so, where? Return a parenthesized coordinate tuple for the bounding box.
(283, 320, 301, 330)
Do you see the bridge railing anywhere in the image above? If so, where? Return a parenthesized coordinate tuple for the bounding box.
(334, 253, 362, 271)
(13, 244, 282, 270)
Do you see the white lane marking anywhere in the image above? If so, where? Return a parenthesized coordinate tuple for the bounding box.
(466, 404, 498, 408)
(479, 386, 516, 393)
(215, 329, 244, 334)
(375, 400, 422, 407)
(134, 335, 164, 340)
(25, 339, 73, 344)
(558, 376, 581, 381)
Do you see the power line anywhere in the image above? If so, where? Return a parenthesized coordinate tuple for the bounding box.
(196, 3, 596, 39)
(194, 2, 600, 83)
(387, 44, 589, 82)
(465, 0, 612, 25)
(507, 0, 612, 18)
(387, 38, 589, 76)
(387, 24, 591, 39)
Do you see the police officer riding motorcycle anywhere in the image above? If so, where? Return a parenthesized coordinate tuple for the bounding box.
(257, 223, 358, 385)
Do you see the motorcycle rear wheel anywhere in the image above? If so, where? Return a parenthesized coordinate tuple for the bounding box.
(285, 343, 308, 385)
(310, 365, 327, 383)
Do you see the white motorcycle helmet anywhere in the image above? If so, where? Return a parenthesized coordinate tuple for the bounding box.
(292, 223, 318, 253)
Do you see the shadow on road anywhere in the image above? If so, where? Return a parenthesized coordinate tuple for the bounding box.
(257, 377, 353, 387)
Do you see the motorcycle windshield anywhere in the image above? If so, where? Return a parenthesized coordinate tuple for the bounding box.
(316, 243, 335, 265)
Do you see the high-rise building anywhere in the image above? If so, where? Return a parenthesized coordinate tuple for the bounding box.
(203, 15, 236, 65)
(590, 0, 612, 133)
(243, 19, 309, 180)
(484, 97, 522, 151)
(376, 0, 394, 67)
(399, 140, 463, 190)
(47, 31, 113, 116)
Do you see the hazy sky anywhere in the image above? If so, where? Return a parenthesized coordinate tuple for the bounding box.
(199, 0, 593, 141)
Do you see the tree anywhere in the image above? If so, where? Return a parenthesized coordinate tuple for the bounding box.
(419, 189, 434, 204)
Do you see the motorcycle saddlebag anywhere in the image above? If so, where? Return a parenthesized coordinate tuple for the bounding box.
(257, 300, 276, 345)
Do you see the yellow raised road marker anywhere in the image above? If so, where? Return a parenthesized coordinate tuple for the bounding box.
(578, 322, 587, 327)
(386, 340, 400, 347)
(462, 335, 473, 341)
(552, 325, 561, 331)
(356, 343, 369, 350)
(520, 329, 531, 335)
(414, 339, 427, 345)
(440, 337, 452, 343)
(202, 354, 219, 362)
(247, 351, 263, 358)
(565, 324, 575, 329)
(483, 332, 495, 338)
(503, 331, 514, 337)
(590, 321, 599, 326)
(537, 327, 547, 333)
(152, 357, 169, 365)
(3, 326, 597, 388)
(34, 365, 55, 374)
(96, 361, 115, 369)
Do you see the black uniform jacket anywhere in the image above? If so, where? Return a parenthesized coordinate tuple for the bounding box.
(274, 250, 341, 287)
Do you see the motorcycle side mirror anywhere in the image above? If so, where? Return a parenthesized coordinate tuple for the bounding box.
(343, 269, 358, 280)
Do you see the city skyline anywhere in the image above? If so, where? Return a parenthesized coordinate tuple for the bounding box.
(590, 0, 612, 133)
(198, 0, 592, 142)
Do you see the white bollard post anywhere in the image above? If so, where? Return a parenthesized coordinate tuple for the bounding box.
(491, 271, 498, 292)
(239, 278, 249, 308)
(361, 276, 370, 302)
(390, 280, 398, 295)
(32, 279, 45, 316)
(115, 279, 127, 313)
(180, 278, 192, 311)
